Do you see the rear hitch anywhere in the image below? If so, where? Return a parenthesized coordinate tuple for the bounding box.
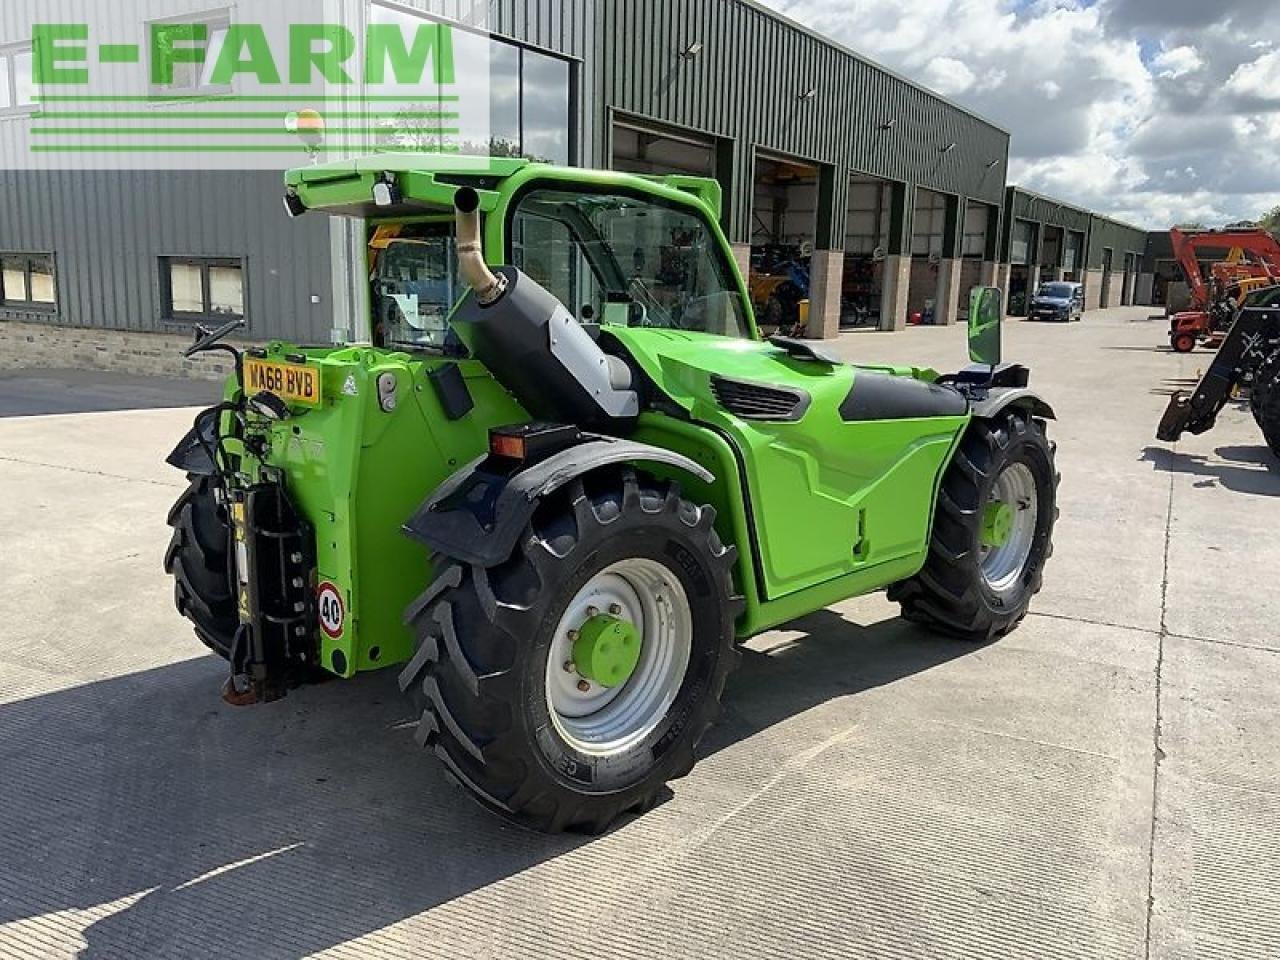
(224, 483, 320, 704)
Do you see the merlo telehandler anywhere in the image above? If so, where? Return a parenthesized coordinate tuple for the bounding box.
(165, 155, 1060, 833)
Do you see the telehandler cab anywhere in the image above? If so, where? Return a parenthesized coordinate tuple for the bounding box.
(165, 155, 1060, 833)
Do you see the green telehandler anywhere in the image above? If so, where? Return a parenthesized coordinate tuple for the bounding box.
(165, 155, 1059, 833)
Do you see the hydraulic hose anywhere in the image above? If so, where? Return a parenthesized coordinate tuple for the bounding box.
(454, 187, 508, 306)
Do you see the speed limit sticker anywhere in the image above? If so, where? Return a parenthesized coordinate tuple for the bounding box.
(317, 582, 345, 638)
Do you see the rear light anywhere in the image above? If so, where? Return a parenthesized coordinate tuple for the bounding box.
(489, 424, 584, 463)
(490, 432, 527, 460)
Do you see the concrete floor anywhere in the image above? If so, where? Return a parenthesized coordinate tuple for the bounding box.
(0, 308, 1276, 959)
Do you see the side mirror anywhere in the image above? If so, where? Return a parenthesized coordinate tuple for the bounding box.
(968, 286, 1003, 367)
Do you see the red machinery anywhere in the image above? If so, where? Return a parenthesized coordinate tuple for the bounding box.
(1168, 227, 1280, 352)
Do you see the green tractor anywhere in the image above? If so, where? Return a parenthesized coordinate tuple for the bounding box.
(165, 155, 1059, 833)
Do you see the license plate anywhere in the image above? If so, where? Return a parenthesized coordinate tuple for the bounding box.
(243, 358, 323, 408)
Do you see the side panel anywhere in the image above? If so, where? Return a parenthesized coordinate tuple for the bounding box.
(615, 330, 970, 604)
(632, 411, 968, 639)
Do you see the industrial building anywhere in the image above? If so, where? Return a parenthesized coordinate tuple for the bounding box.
(998, 188, 1149, 317)
(0, 0, 1154, 378)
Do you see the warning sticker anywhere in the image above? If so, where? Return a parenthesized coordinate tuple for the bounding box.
(317, 582, 345, 639)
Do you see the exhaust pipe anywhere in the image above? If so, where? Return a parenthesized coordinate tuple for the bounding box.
(454, 187, 507, 306)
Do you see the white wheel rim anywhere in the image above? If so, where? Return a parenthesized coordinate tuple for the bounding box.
(980, 462, 1040, 596)
(545, 558, 692, 757)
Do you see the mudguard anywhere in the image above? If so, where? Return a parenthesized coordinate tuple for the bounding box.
(166, 408, 220, 476)
(404, 437, 714, 568)
(970, 387, 1056, 421)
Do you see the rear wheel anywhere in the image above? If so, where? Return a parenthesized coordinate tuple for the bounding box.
(165, 474, 237, 661)
(401, 469, 741, 833)
(1251, 351, 1280, 456)
(889, 410, 1058, 641)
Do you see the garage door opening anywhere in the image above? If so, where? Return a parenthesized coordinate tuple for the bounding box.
(958, 201, 993, 322)
(611, 120, 718, 179)
(1121, 252, 1138, 306)
(843, 176, 892, 329)
(1042, 227, 1064, 282)
(908, 189, 948, 324)
(1152, 257, 1181, 308)
(1008, 218, 1040, 316)
(1101, 248, 1114, 307)
(1063, 231, 1085, 282)
(751, 155, 818, 334)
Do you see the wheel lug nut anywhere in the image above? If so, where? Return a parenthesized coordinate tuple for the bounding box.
(577, 679, 591, 693)
(586, 606, 599, 618)
(567, 629, 579, 642)
(608, 603, 622, 616)
(563, 660, 576, 673)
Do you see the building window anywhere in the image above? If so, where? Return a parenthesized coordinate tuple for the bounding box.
(369, 3, 574, 164)
(148, 10, 232, 96)
(1, 253, 56, 309)
(0, 42, 36, 114)
(161, 257, 244, 321)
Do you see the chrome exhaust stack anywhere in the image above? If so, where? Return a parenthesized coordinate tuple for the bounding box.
(454, 187, 508, 306)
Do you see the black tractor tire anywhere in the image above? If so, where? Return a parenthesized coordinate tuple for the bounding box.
(165, 474, 238, 662)
(888, 410, 1059, 642)
(401, 468, 742, 834)
(1251, 351, 1280, 456)
(1172, 332, 1197, 354)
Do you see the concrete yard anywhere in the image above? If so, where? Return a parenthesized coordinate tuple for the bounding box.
(0, 309, 1276, 959)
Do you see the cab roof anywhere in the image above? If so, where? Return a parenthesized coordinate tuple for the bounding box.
(283, 152, 722, 221)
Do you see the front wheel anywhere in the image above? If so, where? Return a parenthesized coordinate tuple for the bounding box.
(401, 469, 742, 833)
(889, 410, 1059, 641)
(1172, 332, 1196, 353)
(1251, 351, 1280, 456)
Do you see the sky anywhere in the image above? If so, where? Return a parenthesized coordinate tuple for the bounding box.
(758, 0, 1280, 229)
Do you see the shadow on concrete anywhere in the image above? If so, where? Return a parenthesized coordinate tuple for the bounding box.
(1141, 445, 1279, 497)
(1148, 377, 1206, 398)
(0, 610, 972, 958)
(1215, 444, 1280, 470)
(1105, 345, 1177, 353)
(0, 369, 219, 418)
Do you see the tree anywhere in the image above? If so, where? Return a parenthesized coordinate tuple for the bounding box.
(1260, 206, 1280, 243)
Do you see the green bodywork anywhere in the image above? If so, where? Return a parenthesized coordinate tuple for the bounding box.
(218, 155, 974, 678)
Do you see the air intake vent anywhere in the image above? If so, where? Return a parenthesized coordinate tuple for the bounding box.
(710, 376, 810, 422)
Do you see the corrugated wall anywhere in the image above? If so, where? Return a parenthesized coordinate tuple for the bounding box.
(0, 170, 333, 338)
(1087, 215, 1148, 270)
(999, 187, 1091, 262)
(597, 0, 1009, 245)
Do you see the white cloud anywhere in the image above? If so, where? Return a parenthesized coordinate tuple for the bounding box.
(1225, 50, 1280, 103)
(921, 57, 976, 96)
(761, 0, 1280, 227)
(1153, 45, 1203, 78)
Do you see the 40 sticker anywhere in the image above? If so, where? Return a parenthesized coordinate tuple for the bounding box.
(317, 582, 346, 639)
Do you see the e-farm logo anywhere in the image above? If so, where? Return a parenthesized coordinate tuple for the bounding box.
(14, 9, 491, 168)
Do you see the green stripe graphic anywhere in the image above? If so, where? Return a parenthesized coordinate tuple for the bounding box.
(30, 144, 464, 153)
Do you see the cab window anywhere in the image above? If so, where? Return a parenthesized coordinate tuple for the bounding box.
(369, 221, 458, 350)
(509, 188, 752, 339)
